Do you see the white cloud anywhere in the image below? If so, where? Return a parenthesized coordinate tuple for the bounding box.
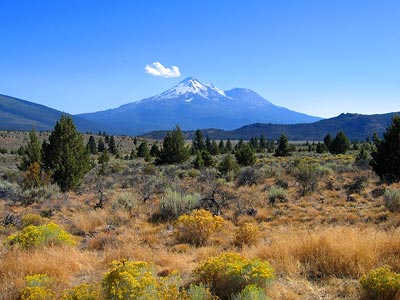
(144, 62, 181, 78)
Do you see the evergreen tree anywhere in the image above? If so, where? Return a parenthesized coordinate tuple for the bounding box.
(201, 150, 214, 167)
(323, 134, 333, 149)
(137, 142, 150, 158)
(97, 138, 106, 153)
(218, 153, 239, 175)
(42, 115, 90, 192)
(218, 140, 226, 154)
(156, 126, 190, 164)
(370, 115, 400, 182)
(226, 139, 233, 153)
(19, 128, 42, 171)
(86, 135, 97, 154)
(259, 134, 267, 150)
(329, 131, 350, 154)
(315, 142, 326, 154)
(193, 151, 205, 170)
(192, 129, 205, 153)
(108, 136, 118, 155)
(205, 136, 212, 153)
(235, 143, 256, 166)
(275, 134, 290, 157)
(210, 140, 219, 155)
(133, 137, 138, 145)
(150, 144, 160, 157)
(249, 137, 259, 150)
(98, 149, 110, 175)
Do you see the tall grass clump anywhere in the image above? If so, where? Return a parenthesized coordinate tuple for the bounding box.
(194, 252, 275, 300)
(384, 189, 400, 212)
(159, 188, 200, 219)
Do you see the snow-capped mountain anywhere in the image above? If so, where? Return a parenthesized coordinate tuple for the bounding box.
(78, 77, 322, 135)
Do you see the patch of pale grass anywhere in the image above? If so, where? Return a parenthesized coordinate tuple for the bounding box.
(251, 226, 400, 279)
(0, 247, 99, 300)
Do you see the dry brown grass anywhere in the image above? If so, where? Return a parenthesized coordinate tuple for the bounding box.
(0, 246, 100, 300)
(251, 226, 400, 280)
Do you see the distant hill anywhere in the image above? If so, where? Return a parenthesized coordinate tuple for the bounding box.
(0, 94, 104, 133)
(78, 77, 322, 135)
(142, 112, 400, 141)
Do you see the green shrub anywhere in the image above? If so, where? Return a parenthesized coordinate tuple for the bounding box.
(291, 162, 320, 196)
(159, 188, 200, 219)
(115, 192, 138, 213)
(21, 184, 60, 205)
(194, 252, 275, 300)
(102, 260, 184, 300)
(360, 266, 400, 300)
(187, 284, 217, 300)
(268, 186, 288, 204)
(231, 285, 267, 300)
(384, 189, 400, 212)
(6, 222, 76, 249)
(174, 209, 224, 246)
(20, 274, 54, 300)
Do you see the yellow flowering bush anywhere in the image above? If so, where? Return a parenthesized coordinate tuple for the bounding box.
(194, 252, 275, 300)
(60, 283, 100, 300)
(360, 266, 400, 300)
(234, 223, 261, 246)
(174, 209, 224, 246)
(102, 260, 186, 300)
(20, 274, 54, 300)
(6, 222, 76, 249)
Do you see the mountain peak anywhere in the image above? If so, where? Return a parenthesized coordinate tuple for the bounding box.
(158, 76, 226, 99)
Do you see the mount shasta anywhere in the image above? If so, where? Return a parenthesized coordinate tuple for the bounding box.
(78, 77, 322, 135)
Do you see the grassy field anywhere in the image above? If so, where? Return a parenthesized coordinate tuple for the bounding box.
(0, 131, 399, 300)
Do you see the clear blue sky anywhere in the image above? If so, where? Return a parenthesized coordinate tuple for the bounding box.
(0, 0, 399, 118)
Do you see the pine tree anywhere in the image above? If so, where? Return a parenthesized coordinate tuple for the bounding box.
(218, 153, 239, 175)
(235, 143, 256, 166)
(42, 115, 91, 192)
(86, 135, 97, 154)
(323, 134, 333, 149)
(329, 131, 350, 154)
(18, 128, 42, 171)
(205, 136, 212, 153)
(210, 140, 219, 155)
(150, 144, 160, 157)
(226, 139, 233, 153)
(98, 149, 110, 175)
(192, 129, 205, 153)
(97, 138, 106, 152)
(193, 151, 205, 170)
(370, 115, 400, 182)
(259, 134, 267, 150)
(275, 134, 290, 157)
(156, 126, 190, 164)
(108, 136, 118, 155)
(218, 140, 226, 154)
(137, 141, 150, 158)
